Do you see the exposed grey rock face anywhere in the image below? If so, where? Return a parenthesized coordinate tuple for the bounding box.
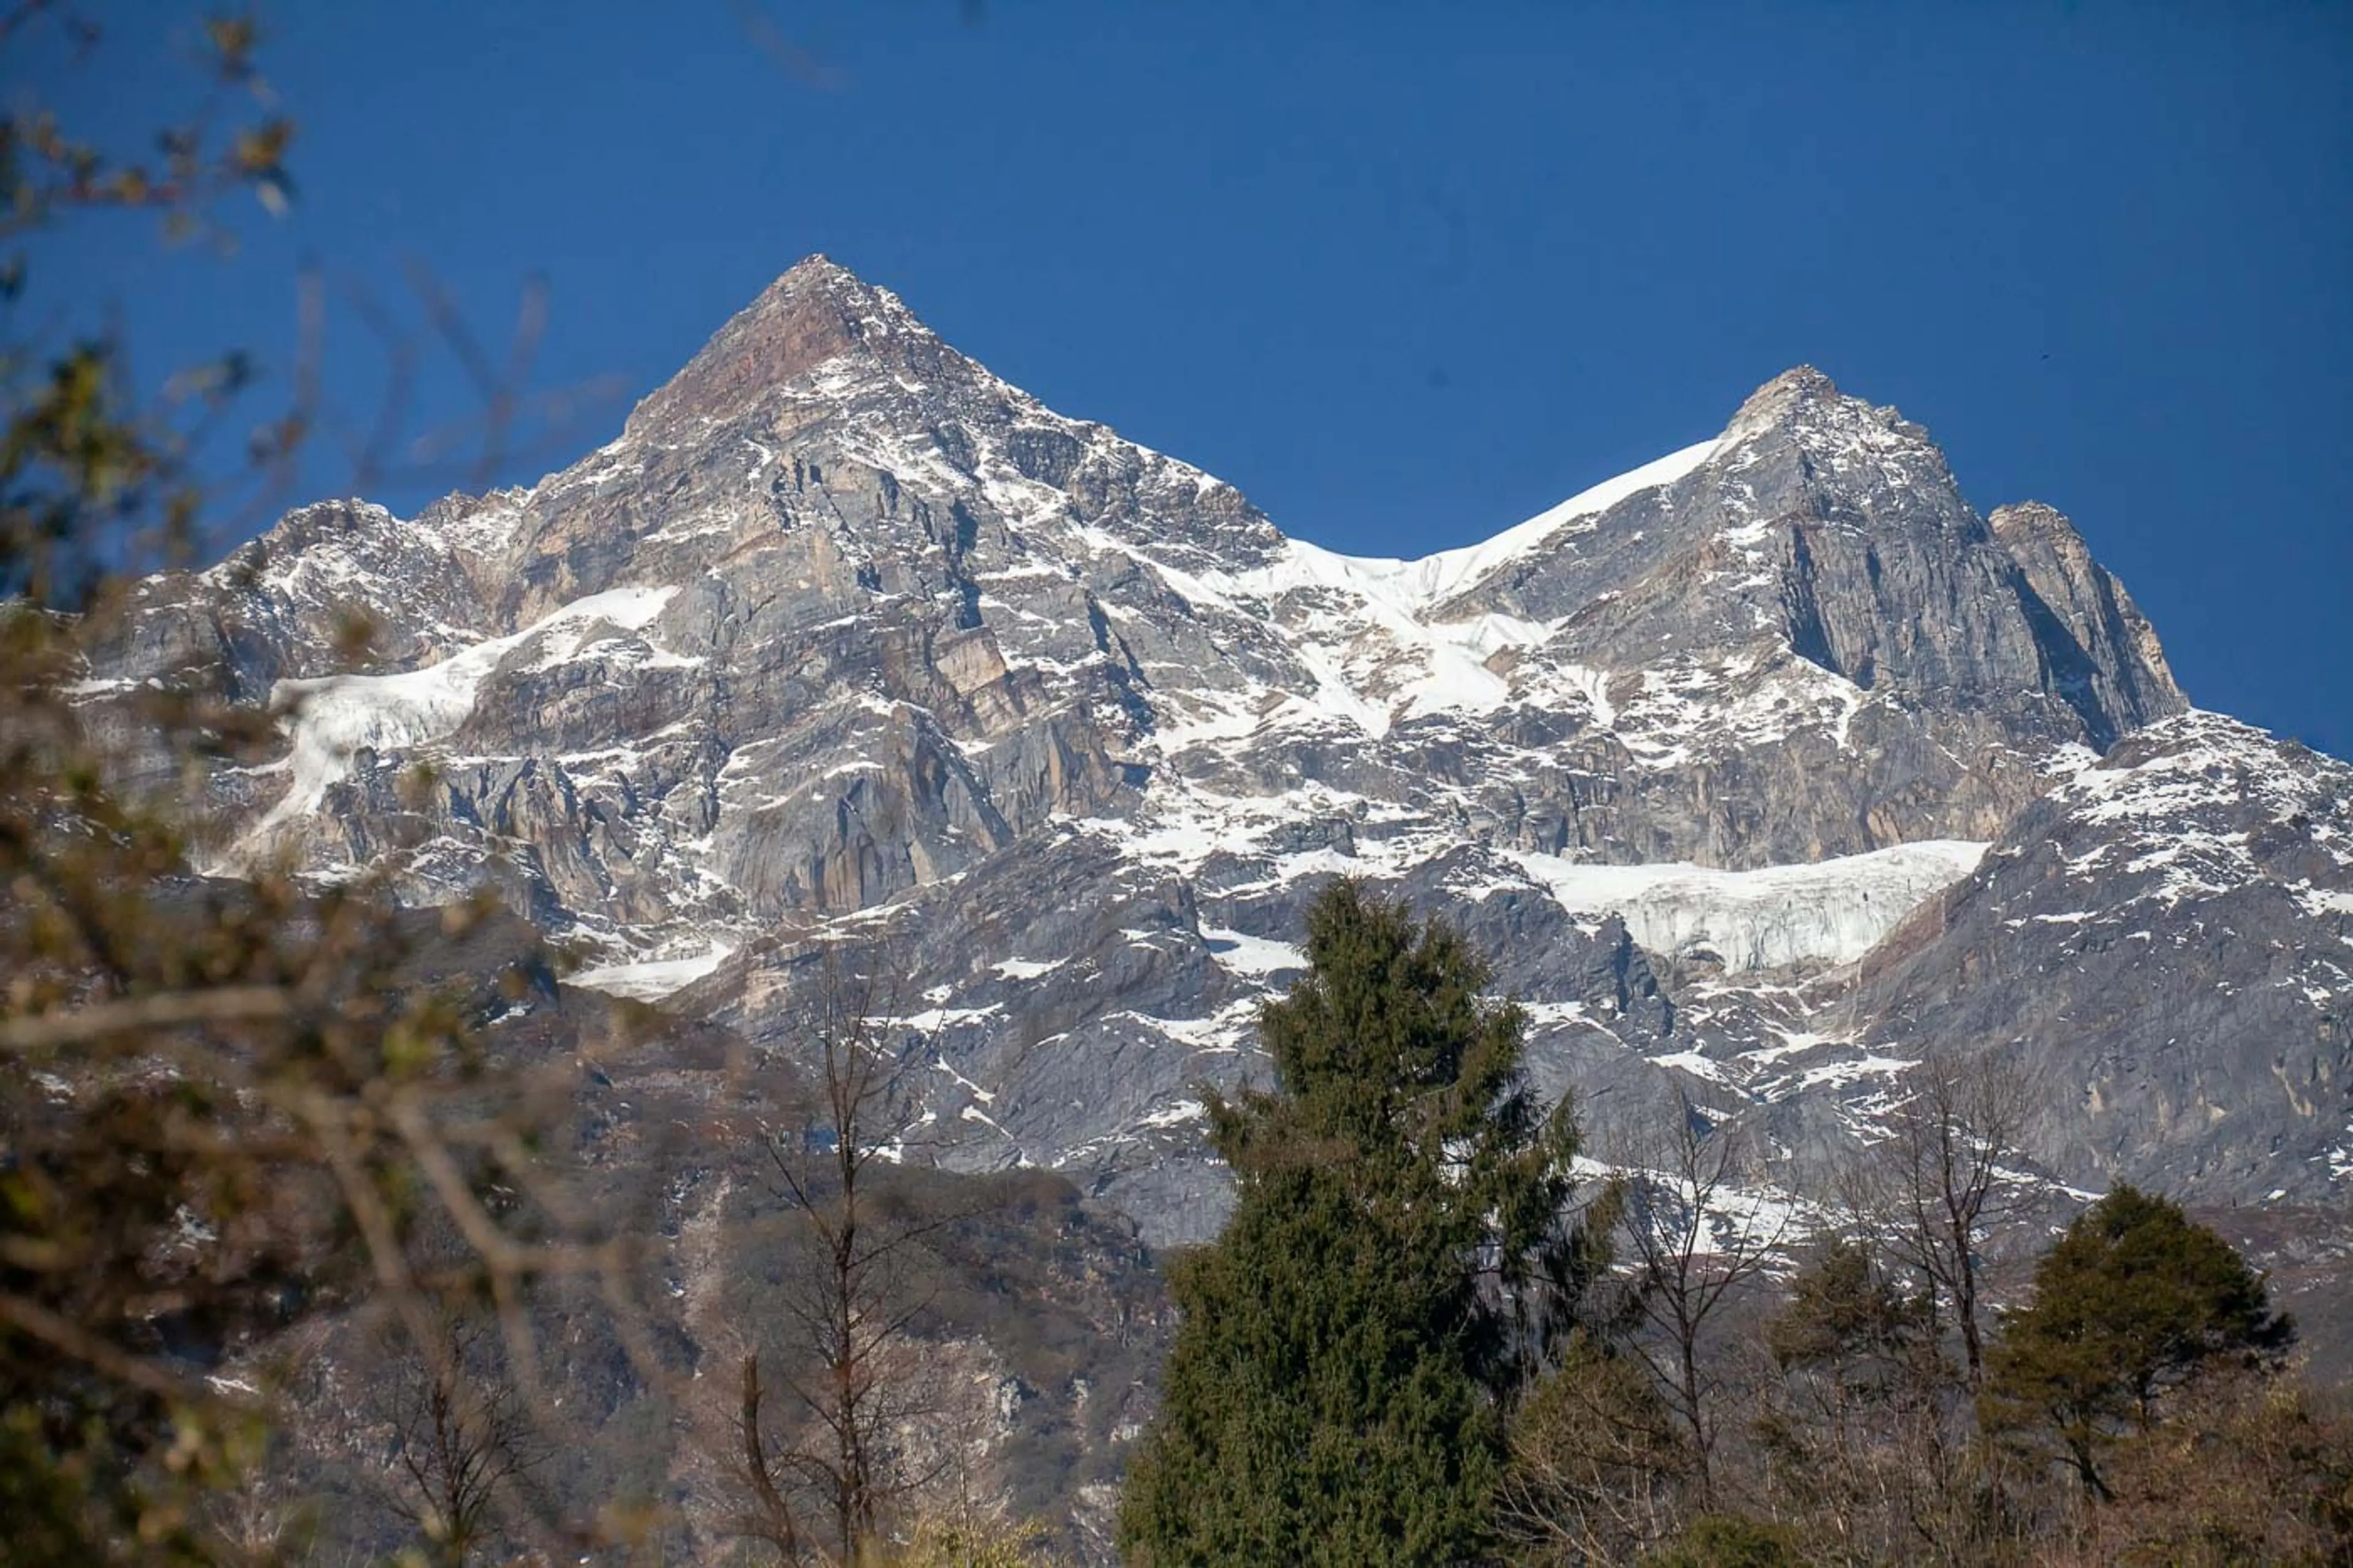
(1987, 500, 2178, 748)
(1446, 367, 2186, 858)
(79, 256, 2346, 1254)
(1847, 711, 2353, 1202)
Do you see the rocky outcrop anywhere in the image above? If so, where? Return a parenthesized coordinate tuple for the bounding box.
(1988, 499, 2181, 747)
(1847, 711, 2353, 1202)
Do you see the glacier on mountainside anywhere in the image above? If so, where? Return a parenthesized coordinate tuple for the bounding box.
(568, 941, 738, 1001)
(1508, 840, 1988, 971)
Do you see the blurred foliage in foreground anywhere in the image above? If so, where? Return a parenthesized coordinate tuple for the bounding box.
(1, 10, 636, 1561)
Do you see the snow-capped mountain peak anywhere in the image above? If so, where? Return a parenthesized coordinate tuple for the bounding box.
(77, 258, 2342, 1246)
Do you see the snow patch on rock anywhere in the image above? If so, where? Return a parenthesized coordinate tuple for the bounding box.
(254, 586, 682, 835)
(1256, 437, 1722, 615)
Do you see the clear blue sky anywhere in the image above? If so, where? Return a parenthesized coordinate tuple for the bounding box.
(25, 1, 2352, 756)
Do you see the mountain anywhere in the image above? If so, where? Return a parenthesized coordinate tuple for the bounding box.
(77, 256, 2347, 1261)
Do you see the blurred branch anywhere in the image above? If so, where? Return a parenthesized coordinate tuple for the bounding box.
(0, 985, 291, 1051)
(727, 0, 846, 90)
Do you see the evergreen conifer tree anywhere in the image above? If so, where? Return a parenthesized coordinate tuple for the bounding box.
(1983, 1183, 2292, 1498)
(1118, 880, 1593, 1565)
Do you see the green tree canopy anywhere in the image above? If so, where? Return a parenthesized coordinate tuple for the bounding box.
(1765, 1238, 1930, 1383)
(1984, 1183, 2292, 1497)
(1117, 879, 1594, 1565)
(1639, 1513, 1806, 1568)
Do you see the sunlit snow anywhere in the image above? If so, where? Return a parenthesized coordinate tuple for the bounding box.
(1510, 841, 1988, 971)
(254, 586, 682, 836)
(569, 939, 735, 1001)
(1245, 437, 1724, 616)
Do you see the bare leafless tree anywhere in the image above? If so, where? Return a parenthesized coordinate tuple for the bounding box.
(1750, 1230, 1996, 1564)
(1863, 1048, 2031, 1393)
(1611, 1096, 1791, 1501)
(1499, 1331, 1688, 1565)
(732, 944, 970, 1563)
(731, 1349, 812, 1561)
(370, 1309, 551, 1567)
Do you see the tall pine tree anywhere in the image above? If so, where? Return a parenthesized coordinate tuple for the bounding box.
(1118, 880, 1595, 1565)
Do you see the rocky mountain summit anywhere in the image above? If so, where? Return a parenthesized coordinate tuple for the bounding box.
(80, 255, 2347, 1250)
